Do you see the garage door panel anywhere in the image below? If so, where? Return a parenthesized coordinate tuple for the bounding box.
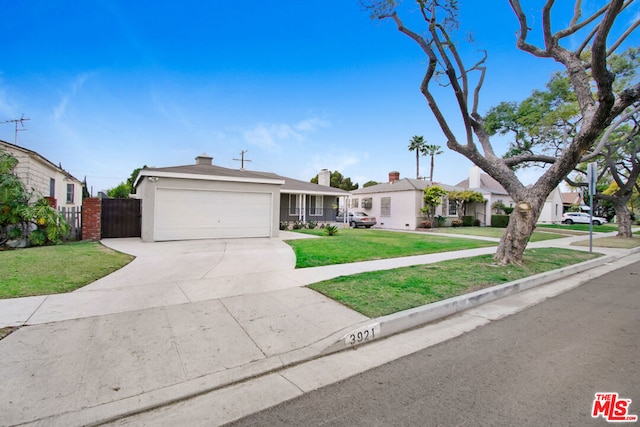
(155, 189, 271, 240)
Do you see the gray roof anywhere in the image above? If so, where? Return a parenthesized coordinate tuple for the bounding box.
(351, 178, 460, 195)
(139, 163, 348, 195)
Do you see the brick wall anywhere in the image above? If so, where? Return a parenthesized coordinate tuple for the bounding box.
(81, 197, 101, 241)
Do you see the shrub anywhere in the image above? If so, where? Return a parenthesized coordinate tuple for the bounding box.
(324, 225, 339, 236)
(462, 215, 474, 226)
(279, 221, 289, 230)
(473, 219, 481, 227)
(420, 221, 432, 228)
(292, 220, 305, 230)
(491, 215, 510, 228)
(451, 219, 463, 227)
(307, 220, 318, 229)
(435, 215, 446, 227)
(503, 207, 514, 215)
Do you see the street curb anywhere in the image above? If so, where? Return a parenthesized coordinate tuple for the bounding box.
(28, 247, 640, 427)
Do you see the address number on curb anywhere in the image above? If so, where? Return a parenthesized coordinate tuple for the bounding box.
(344, 323, 381, 347)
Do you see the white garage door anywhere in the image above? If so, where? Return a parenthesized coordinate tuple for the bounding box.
(155, 188, 272, 240)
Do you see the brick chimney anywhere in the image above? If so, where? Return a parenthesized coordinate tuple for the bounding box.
(318, 169, 331, 186)
(389, 171, 400, 183)
(195, 153, 213, 165)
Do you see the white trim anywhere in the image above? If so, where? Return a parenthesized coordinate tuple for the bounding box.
(281, 189, 347, 196)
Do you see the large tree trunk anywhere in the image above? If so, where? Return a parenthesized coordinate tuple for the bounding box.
(611, 199, 633, 238)
(494, 196, 544, 265)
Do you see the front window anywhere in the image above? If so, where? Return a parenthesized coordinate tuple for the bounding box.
(289, 194, 301, 216)
(50, 178, 55, 197)
(381, 197, 391, 217)
(309, 195, 323, 216)
(66, 183, 75, 204)
(351, 198, 359, 208)
(447, 198, 457, 216)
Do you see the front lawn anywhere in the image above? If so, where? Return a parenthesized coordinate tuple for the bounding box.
(286, 229, 496, 268)
(537, 223, 617, 233)
(309, 248, 600, 317)
(431, 226, 567, 242)
(0, 242, 134, 299)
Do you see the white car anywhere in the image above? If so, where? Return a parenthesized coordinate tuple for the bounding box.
(336, 211, 377, 228)
(561, 212, 607, 225)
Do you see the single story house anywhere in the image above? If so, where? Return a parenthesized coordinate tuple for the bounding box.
(455, 166, 513, 226)
(134, 155, 348, 242)
(0, 139, 83, 210)
(349, 171, 465, 230)
(457, 166, 564, 224)
(538, 187, 564, 224)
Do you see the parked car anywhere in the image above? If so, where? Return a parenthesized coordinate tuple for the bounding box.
(336, 211, 377, 228)
(561, 212, 608, 225)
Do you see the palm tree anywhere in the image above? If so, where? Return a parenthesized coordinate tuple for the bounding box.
(425, 144, 443, 181)
(408, 135, 427, 179)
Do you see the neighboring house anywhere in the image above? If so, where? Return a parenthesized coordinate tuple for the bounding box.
(349, 171, 462, 230)
(457, 166, 564, 224)
(134, 154, 348, 242)
(538, 187, 564, 224)
(0, 140, 83, 210)
(561, 191, 587, 212)
(455, 166, 512, 226)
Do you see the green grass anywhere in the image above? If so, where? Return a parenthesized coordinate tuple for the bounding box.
(309, 248, 600, 317)
(286, 229, 496, 268)
(430, 226, 573, 242)
(537, 223, 617, 233)
(0, 242, 134, 299)
(571, 235, 640, 248)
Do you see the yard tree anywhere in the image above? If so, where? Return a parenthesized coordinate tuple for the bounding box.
(408, 135, 428, 179)
(567, 108, 640, 237)
(422, 185, 448, 224)
(363, 180, 379, 188)
(310, 170, 359, 191)
(0, 149, 69, 246)
(364, 0, 640, 265)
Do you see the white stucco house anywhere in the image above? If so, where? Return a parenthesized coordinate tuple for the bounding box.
(455, 166, 513, 226)
(349, 171, 465, 230)
(0, 140, 83, 210)
(538, 186, 564, 224)
(134, 154, 348, 242)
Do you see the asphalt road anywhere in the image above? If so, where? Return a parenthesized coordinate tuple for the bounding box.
(228, 260, 640, 427)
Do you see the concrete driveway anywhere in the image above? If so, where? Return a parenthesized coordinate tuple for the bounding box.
(0, 233, 311, 326)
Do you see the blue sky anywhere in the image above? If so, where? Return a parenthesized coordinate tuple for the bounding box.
(1, 1, 636, 193)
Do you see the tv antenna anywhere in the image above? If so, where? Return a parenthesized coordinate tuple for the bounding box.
(233, 150, 252, 169)
(1, 114, 30, 144)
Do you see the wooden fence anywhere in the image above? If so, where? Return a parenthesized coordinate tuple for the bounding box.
(59, 206, 82, 240)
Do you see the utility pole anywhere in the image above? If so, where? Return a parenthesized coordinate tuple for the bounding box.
(0, 114, 30, 144)
(233, 150, 252, 170)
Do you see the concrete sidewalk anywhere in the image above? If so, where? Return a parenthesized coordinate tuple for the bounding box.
(0, 230, 638, 426)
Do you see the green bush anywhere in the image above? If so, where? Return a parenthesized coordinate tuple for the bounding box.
(279, 221, 289, 230)
(307, 220, 318, 229)
(462, 215, 474, 226)
(473, 218, 481, 226)
(324, 225, 339, 236)
(503, 207, 514, 215)
(491, 215, 510, 228)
